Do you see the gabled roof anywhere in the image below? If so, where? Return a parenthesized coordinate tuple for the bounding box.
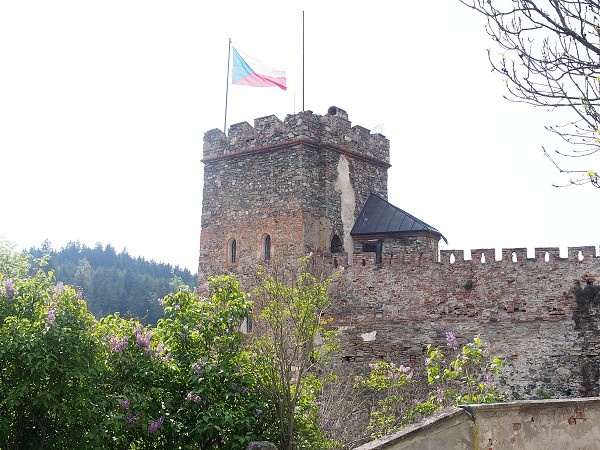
(350, 193, 447, 243)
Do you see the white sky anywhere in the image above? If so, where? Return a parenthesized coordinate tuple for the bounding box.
(1, 1, 598, 272)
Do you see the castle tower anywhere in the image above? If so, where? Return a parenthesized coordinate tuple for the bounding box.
(198, 106, 390, 278)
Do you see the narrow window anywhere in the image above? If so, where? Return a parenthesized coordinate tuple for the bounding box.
(242, 314, 253, 333)
(228, 238, 237, 264)
(362, 240, 382, 265)
(263, 234, 271, 261)
(331, 234, 343, 253)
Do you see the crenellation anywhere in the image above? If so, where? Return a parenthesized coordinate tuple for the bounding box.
(438, 246, 599, 266)
(253, 114, 284, 146)
(535, 247, 561, 261)
(568, 246, 597, 261)
(471, 248, 495, 263)
(202, 108, 390, 165)
(440, 249, 465, 264)
(502, 247, 527, 262)
(202, 128, 228, 158)
(282, 110, 322, 141)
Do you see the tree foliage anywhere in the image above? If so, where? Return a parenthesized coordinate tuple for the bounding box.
(97, 276, 273, 449)
(27, 241, 197, 324)
(0, 245, 107, 448)
(252, 256, 340, 450)
(460, 0, 600, 187)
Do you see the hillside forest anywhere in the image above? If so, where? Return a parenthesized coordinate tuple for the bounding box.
(27, 240, 197, 324)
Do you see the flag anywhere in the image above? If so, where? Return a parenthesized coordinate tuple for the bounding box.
(232, 47, 287, 91)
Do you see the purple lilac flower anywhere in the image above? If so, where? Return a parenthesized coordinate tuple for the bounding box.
(125, 411, 141, 427)
(186, 391, 202, 403)
(109, 335, 129, 353)
(398, 364, 411, 373)
(483, 340, 493, 357)
(446, 331, 459, 350)
(46, 307, 57, 329)
(436, 386, 444, 402)
(54, 282, 65, 299)
(161, 352, 172, 362)
(4, 279, 14, 299)
(76, 290, 84, 300)
(254, 409, 263, 416)
(241, 387, 249, 394)
(120, 398, 131, 410)
(134, 325, 152, 349)
(148, 416, 164, 433)
(192, 363, 203, 376)
(156, 342, 165, 354)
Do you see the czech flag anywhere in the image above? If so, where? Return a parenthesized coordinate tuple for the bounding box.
(232, 47, 287, 91)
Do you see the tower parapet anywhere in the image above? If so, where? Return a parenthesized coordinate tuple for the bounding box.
(202, 107, 390, 166)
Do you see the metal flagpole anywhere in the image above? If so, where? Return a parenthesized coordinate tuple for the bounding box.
(224, 38, 232, 133)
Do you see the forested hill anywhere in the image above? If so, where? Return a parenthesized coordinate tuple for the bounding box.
(28, 241, 197, 325)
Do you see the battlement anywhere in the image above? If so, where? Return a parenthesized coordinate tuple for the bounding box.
(440, 246, 598, 264)
(343, 245, 599, 268)
(202, 106, 390, 165)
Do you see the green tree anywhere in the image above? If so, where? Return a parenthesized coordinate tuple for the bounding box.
(252, 256, 339, 450)
(460, 0, 600, 188)
(98, 276, 272, 449)
(74, 257, 93, 296)
(0, 239, 31, 279)
(0, 245, 107, 448)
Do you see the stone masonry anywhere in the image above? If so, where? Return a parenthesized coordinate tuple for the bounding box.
(199, 107, 600, 399)
(199, 106, 389, 279)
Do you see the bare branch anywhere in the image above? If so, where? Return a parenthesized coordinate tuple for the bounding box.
(460, 0, 600, 188)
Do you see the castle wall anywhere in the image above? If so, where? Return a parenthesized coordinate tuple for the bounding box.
(198, 107, 599, 400)
(330, 246, 600, 398)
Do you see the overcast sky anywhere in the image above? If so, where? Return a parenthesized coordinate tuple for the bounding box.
(1, 1, 598, 272)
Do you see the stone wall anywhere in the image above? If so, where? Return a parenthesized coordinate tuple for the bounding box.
(199, 107, 390, 278)
(330, 245, 600, 398)
(352, 398, 600, 450)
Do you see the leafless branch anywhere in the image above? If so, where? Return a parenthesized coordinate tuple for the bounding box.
(460, 0, 600, 187)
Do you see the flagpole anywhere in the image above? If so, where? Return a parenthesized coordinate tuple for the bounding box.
(302, 11, 305, 112)
(224, 38, 232, 134)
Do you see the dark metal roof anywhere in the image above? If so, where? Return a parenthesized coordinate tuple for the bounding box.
(351, 193, 447, 243)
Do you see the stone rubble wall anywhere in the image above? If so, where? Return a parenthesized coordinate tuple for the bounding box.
(203, 107, 390, 164)
(330, 246, 600, 398)
(199, 107, 390, 277)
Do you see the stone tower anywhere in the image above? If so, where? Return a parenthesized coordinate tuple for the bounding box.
(198, 106, 390, 278)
